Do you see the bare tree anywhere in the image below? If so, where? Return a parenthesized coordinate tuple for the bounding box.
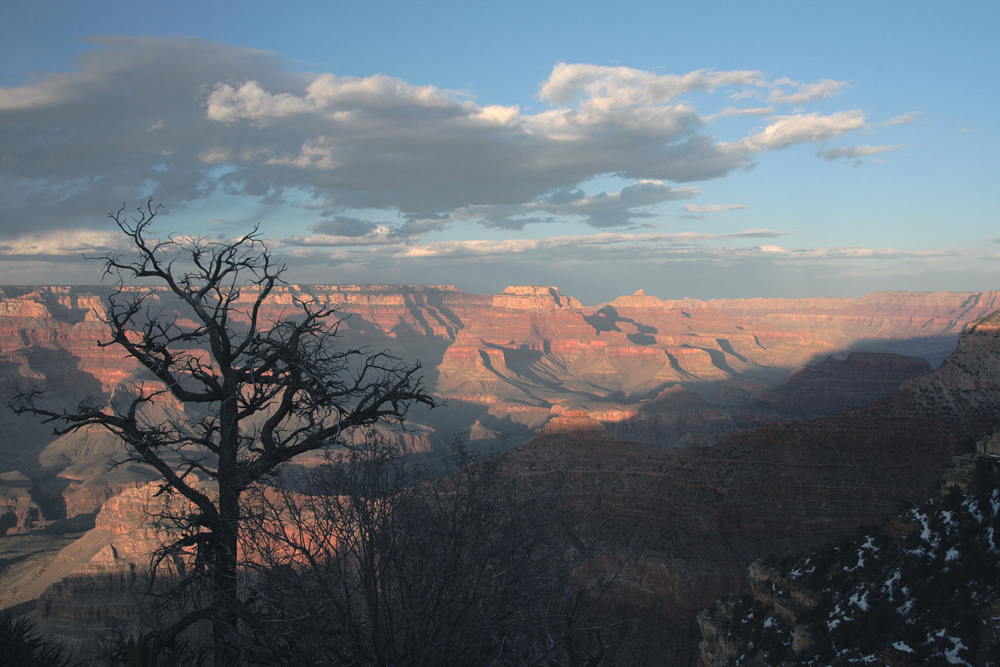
(241, 436, 612, 667)
(11, 201, 435, 665)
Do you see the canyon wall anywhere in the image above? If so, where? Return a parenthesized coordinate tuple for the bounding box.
(2, 285, 1000, 664)
(501, 320, 1000, 664)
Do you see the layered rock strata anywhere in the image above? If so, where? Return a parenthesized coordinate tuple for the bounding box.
(3, 286, 1000, 665)
(503, 320, 1000, 665)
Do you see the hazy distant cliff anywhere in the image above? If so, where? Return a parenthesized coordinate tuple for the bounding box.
(1, 284, 998, 519)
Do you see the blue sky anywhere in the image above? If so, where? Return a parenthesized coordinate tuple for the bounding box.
(0, 1, 997, 303)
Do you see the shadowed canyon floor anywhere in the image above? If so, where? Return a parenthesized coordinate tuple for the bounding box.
(2, 285, 1000, 664)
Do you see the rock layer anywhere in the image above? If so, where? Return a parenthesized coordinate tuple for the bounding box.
(4, 286, 1000, 664)
(503, 320, 1000, 665)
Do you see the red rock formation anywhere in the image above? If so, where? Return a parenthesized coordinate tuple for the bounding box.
(4, 285, 1000, 664)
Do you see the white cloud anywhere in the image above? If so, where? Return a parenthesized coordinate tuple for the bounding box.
(0, 229, 125, 257)
(683, 204, 747, 212)
(727, 111, 867, 153)
(707, 106, 775, 120)
(882, 112, 922, 127)
(0, 37, 910, 241)
(537, 63, 763, 106)
(767, 78, 848, 104)
(816, 144, 907, 161)
(392, 228, 788, 259)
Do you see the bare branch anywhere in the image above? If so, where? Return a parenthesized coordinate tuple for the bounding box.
(12, 199, 438, 664)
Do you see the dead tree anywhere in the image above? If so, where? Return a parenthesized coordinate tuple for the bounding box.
(11, 200, 436, 666)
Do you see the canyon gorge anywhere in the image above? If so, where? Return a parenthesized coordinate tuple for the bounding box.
(2, 284, 1000, 664)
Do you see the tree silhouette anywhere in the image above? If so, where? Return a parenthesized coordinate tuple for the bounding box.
(12, 200, 435, 665)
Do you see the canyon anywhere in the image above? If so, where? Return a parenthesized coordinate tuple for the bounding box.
(1, 284, 999, 664)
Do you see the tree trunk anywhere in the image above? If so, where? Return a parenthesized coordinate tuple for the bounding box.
(214, 392, 242, 666)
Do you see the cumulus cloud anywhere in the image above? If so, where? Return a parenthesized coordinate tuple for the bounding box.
(0, 37, 905, 246)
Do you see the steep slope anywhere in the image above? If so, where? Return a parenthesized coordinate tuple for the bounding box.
(750, 352, 932, 418)
(697, 452, 1000, 667)
(503, 316, 1000, 665)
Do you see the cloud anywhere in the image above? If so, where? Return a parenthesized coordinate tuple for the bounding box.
(392, 229, 789, 260)
(767, 78, 848, 104)
(727, 111, 867, 153)
(537, 63, 764, 106)
(882, 112, 922, 127)
(0, 37, 903, 242)
(397, 213, 451, 236)
(0, 229, 126, 259)
(683, 204, 747, 212)
(312, 216, 378, 237)
(816, 144, 906, 161)
(282, 211, 454, 248)
(456, 181, 702, 229)
(281, 232, 400, 248)
(707, 106, 775, 120)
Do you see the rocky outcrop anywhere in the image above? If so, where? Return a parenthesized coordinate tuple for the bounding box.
(0, 478, 40, 534)
(697, 453, 1000, 666)
(34, 482, 206, 651)
(538, 409, 608, 436)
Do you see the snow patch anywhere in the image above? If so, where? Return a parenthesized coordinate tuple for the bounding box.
(893, 641, 914, 653)
(944, 636, 970, 665)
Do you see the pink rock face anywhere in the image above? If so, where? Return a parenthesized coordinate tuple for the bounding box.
(2, 284, 997, 485)
(436, 288, 1000, 418)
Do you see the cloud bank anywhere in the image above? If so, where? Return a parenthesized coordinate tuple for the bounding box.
(0, 37, 887, 239)
(0, 36, 949, 300)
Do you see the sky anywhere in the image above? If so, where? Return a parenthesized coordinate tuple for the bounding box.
(0, 1, 997, 304)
